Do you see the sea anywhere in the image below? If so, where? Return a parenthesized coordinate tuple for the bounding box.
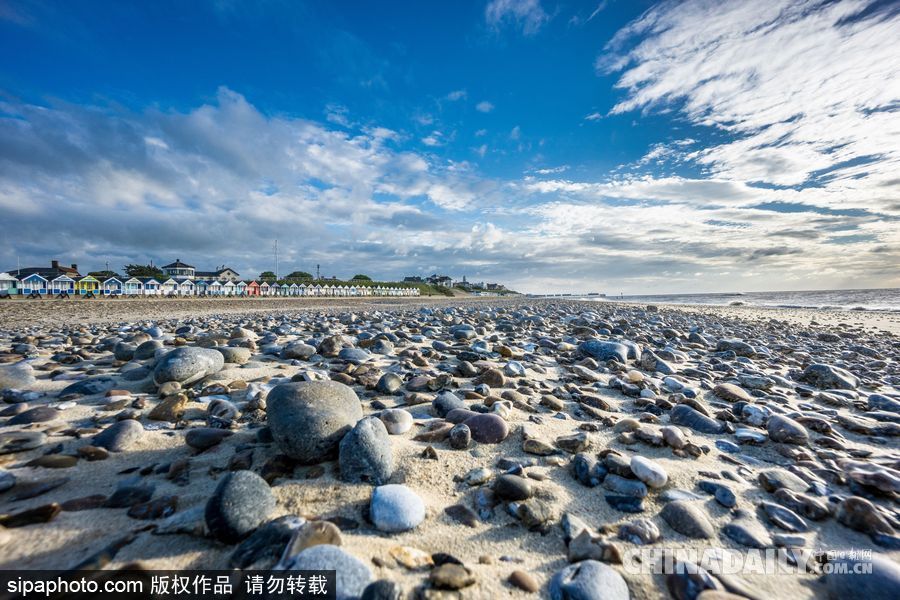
(575, 288, 900, 312)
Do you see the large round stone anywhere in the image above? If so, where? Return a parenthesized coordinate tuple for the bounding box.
(92, 419, 144, 452)
(463, 413, 509, 444)
(205, 470, 276, 543)
(0, 362, 36, 390)
(339, 417, 393, 485)
(286, 545, 372, 600)
(267, 381, 363, 463)
(370, 484, 426, 533)
(549, 560, 630, 600)
(153, 347, 225, 385)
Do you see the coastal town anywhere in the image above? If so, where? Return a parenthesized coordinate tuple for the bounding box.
(0, 259, 510, 299)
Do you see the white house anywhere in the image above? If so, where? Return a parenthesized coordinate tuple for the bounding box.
(161, 278, 179, 295)
(51, 274, 76, 295)
(102, 277, 124, 296)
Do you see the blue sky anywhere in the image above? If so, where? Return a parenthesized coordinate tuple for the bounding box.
(1, 0, 898, 293)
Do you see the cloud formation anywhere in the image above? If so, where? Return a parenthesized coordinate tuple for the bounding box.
(485, 0, 549, 35)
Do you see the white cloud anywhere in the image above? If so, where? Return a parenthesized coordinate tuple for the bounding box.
(602, 0, 900, 198)
(446, 89, 467, 101)
(509, 125, 521, 140)
(475, 128, 488, 137)
(476, 101, 495, 113)
(485, 0, 549, 35)
(584, 112, 603, 121)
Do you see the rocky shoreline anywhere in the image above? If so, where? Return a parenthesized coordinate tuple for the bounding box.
(0, 299, 898, 599)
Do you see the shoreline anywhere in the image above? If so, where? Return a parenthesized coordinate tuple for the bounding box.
(1, 295, 898, 335)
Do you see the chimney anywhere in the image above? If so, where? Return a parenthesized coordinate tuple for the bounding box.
(71, 264, 78, 272)
(51, 260, 59, 269)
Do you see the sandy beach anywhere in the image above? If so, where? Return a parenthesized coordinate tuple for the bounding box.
(0, 298, 898, 599)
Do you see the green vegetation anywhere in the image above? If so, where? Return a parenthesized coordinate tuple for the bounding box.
(285, 271, 313, 279)
(124, 264, 165, 278)
(351, 274, 371, 281)
(259, 271, 276, 280)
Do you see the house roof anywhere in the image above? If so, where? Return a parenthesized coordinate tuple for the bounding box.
(162, 259, 194, 269)
(21, 273, 49, 281)
(137, 277, 160, 284)
(0, 272, 18, 282)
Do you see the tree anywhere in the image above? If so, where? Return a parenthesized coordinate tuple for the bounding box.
(124, 264, 165, 278)
(259, 271, 276, 280)
(352, 274, 372, 281)
(286, 271, 313, 279)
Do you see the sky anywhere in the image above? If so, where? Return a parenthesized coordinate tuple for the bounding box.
(0, 0, 898, 294)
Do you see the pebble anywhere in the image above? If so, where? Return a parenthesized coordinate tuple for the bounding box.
(660, 501, 715, 539)
(370, 485, 425, 533)
(509, 570, 540, 593)
(0, 361, 36, 389)
(767, 414, 808, 445)
(339, 416, 393, 485)
(463, 413, 509, 443)
(92, 420, 144, 452)
(0, 469, 15, 492)
(154, 347, 225, 384)
(205, 470, 276, 543)
(824, 555, 900, 600)
(494, 474, 533, 501)
(429, 563, 475, 590)
(185, 427, 233, 450)
(283, 545, 372, 600)
(0, 431, 47, 455)
(630, 456, 668, 488)
(377, 408, 412, 435)
(9, 405, 59, 425)
(549, 560, 630, 600)
(449, 423, 472, 449)
(267, 381, 363, 463)
(669, 404, 723, 434)
(618, 519, 660, 545)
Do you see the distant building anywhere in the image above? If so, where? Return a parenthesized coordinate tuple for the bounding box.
(5, 260, 81, 280)
(162, 259, 195, 280)
(427, 274, 453, 287)
(403, 276, 424, 283)
(195, 266, 241, 282)
(486, 282, 504, 291)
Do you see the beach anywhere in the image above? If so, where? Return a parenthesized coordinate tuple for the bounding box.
(1, 297, 898, 599)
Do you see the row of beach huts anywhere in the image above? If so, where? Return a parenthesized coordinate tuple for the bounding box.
(0, 259, 420, 298)
(0, 272, 420, 298)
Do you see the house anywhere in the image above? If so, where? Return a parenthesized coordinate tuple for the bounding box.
(51, 274, 76, 295)
(194, 266, 241, 282)
(236, 281, 247, 295)
(0, 272, 19, 296)
(196, 280, 209, 295)
(223, 281, 236, 295)
(75, 275, 100, 296)
(138, 277, 161, 295)
(403, 276, 423, 283)
(102, 277, 124, 296)
(178, 279, 195, 296)
(7, 260, 80, 281)
(259, 282, 270, 296)
(208, 280, 224, 295)
(20, 273, 48, 295)
(162, 259, 195, 280)
(161, 278, 179, 295)
(426, 274, 453, 287)
(124, 278, 143, 295)
(247, 281, 260, 296)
